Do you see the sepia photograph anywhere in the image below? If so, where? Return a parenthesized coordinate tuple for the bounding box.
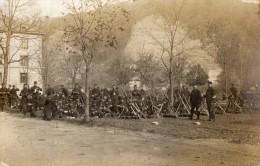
(0, 0, 259, 165)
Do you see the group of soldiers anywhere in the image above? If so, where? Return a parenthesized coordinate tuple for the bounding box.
(0, 79, 243, 121)
(189, 81, 216, 121)
(0, 84, 20, 112)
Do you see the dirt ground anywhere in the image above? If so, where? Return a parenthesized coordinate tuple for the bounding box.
(0, 111, 260, 166)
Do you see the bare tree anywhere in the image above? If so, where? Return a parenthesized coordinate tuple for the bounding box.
(0, 0, 39, 85)
(59, 47, 84, 88)
(206, 19, 242, 94)
(143, 0, 191, 106)
(62, 0, 129, 121)
(108, 56, 134, 87)
(135, 49, 162, 94)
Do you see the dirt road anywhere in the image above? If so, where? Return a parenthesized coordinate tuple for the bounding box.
(0, 112, 259, 166)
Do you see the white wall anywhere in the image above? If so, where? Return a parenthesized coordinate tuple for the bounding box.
(0, 33, 43, 91)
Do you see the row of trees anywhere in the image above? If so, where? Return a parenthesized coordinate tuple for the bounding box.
(1, 0, 259, 121)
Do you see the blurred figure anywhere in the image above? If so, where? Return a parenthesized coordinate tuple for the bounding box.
(0, 83, 9, 111)
(189, 84, 202, 120)
(205, 81, 216, 121)
(30, 81, 42, 112)
(10, 85, 19, 108)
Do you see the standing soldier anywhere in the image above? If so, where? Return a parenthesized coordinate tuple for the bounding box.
(110, 85, 119, 113)
(71, 83, 82, 101)
(230, 84, 238, 99)
(7, 85, 12, 107)
(91, 84, 101, 101)
(45, 84, 55, 96)
(59, 85, 69, 98)
(10, 85, 19, 108)
(43, 84, 56, 121)
(205, 81, 216, 121)
(132, 85, 141, 101)
(189, 84, 202, 120)
(0, 83, 9, 111)
(30, 81, 42, 112)
(139, 86, 146, 98)
(20, 84, 30, 114)
(91, 84, 101, 113)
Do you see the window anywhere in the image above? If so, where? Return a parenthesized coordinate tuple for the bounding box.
(20, 56, 29, 66)
(20, 73, 28, 84)
(21, 38, 28, 49)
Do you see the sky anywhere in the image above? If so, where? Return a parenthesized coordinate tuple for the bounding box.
(11, 0, 258, 18)
(0, 0, 67, 17)
(32, 0, 131, 17)
(34, 0, 67, 17)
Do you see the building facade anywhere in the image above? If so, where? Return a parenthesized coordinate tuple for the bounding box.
(0, 32, 44, 90)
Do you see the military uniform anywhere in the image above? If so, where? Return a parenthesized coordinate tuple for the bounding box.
(71, 86, 82, 100)
(7, 85, 12, 107)
(30, 82, 42, 112)
(60, 86, 69, 98)
(20, 86, 30, 114)
(189, 87, 202, 120)
(205, 82, 216, 121)
(46, 85, 55, 96)
(230, 85, 238, 99)
(0, 85, 9, 111)
(10, 86, 19, 108)
(43, 86, 56, 121)
(132, 89, 141, 101)
(110, 86, 119, 113)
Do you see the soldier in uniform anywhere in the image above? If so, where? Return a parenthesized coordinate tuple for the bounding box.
(139, 86, 146, 99)
(30, 81, 42, 112)
(10, 85, 19, 108)
(205, 81, 216, 121)
(43, 85, 56, 121)
(59, 85, 69, 98)
(71, 83, 83, 102)
(189, 84, 202, 120)
(45, 84, 55, 96)
(91, 84, 101, 101)
(0, 83, 9, 111)
(230, 84, 238, 99)
(91, 84, 101, 113)
(7, 85, 12, 107)
(132, 85, 141, 101)
(20, 84, 30, 114)
(110, 85, 119, 113)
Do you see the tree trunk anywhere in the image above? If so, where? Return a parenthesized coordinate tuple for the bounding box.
(151, 79, 155, 95)
(224, 62, 227, 95)
(169, 72, 174, 107)
(3, 32, 11, 86)
(84, 65, 90, 122)
(72, 70, 76, 89)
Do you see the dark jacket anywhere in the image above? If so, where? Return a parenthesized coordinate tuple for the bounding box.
(190, 89, 202, 105)
(205, 87, 215, 103)
(132, 89, 141, 100)
(110, 89, 119, 101)
(46, 87, 55, 96)
(230, 87, 238, 98)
